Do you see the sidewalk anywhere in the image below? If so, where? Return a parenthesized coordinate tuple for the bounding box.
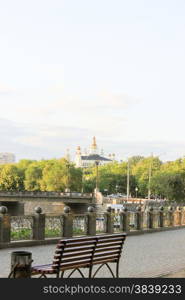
(1, 229, 185, 278)
(162, 269, 185, 278)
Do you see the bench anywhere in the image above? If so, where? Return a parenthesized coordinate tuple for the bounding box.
(31, 233, 127, 278)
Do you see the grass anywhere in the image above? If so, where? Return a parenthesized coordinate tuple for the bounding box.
(45, 228, 61, 238)
(11, 228, 32, 241)
(11, 227, 86, 240)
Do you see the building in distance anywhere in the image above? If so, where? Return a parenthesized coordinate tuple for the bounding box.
(75, 136, 115, 168)
(0, 153, 16, 164)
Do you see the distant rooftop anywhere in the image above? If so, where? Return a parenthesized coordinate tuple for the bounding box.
(81, 154, 112, 161)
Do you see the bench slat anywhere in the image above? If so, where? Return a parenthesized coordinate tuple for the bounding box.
(54, 256, 92, 264)
(55, 245, 122, 257)
(56, 246, 95, 254)
(96, 242, 123, 248)
(54, 249, 121, 263)
(57, 241, 97, 249)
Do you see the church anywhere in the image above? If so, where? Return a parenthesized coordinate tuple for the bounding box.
(75, 137, 115, 168)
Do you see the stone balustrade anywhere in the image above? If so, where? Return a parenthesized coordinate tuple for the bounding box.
(0, 191, 93, 198)
(1, 205, 185, 248)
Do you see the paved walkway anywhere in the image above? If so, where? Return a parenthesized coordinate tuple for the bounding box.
(1, 229, 185, 278)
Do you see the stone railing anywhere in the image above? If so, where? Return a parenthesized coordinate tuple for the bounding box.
(0, 205, 185, 248)
(0, 191, 93, 198)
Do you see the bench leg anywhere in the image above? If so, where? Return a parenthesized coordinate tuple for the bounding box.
(92, 263, 115, 278)
(88, 266, 93, 278)
(116, 261, 119, 278)
(60, 271, 65, 278)
(67, 268, 85, 278)
(39, 273, 47, 278)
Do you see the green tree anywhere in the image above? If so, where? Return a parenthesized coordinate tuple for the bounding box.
(151, 172, 185, 201)
(132, 156, 162, 197)
(24, 162, 44, 190)
(0, 164, 24, 190)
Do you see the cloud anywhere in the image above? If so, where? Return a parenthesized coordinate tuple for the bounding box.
(0, 89, 138, 137)
(0, 117, 185, 162)
(0, 84, 16, 95)
(47, 90, 139, 112)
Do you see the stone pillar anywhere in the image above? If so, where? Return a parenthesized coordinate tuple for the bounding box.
(62, 206, 73, 238)
(87, 206, 96, 236)
(176, 207, 182, 226)
(167, 206, 174, 227)
(146, 207, 154, 229)
(104, 207, 114, 234)
(182, 207, 185, 225)
(32, 207, 45, 240)
(0, 206, 11, 243)
(158, 206, 164, 228)
(135, 206, 143, 230)
(120, 207, 130, 233)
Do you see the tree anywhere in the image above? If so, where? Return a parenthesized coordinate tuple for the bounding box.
(40, 158, 83, 192)
(24, 162, 44, 191)
(132, 156, 162, 197)
(151, 172, 185, 201)
(0, 164, 24, 191)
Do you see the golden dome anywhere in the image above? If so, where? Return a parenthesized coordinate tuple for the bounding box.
(91, 136, 97, 148)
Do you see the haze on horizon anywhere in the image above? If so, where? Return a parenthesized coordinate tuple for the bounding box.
(0, 0, 185, 163)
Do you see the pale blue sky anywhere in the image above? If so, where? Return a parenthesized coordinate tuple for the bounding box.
(0, 0, 185, 162)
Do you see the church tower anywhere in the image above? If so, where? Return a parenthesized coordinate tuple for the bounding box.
(75, 146, 82, 167)
(89, 136, 98, 155)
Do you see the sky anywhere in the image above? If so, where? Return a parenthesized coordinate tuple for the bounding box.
(0, 0, 185, 162)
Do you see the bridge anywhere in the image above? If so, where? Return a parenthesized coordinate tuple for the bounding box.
(0, 191, 95, 215)
(0, 228, 185, 277)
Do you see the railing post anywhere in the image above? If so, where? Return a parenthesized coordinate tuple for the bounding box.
(32, 207, 45, 240)
(104, 207, 114, 234)
(176, 206, 182, 226)
(87, 206, 96, 236)
(158, 206, 164, 228)
(182, 207, 185, 225)
(0, 206, 11, 243)
(135, 206, 143, 230)
(167, 206, 174, 227)
(120, 207, 130, 233)
(147, 207, 154, 229)
(62, 206, 73, 238)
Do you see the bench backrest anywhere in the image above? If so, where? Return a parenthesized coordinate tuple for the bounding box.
(92, 233, 126, 265)
(52, 233, 126, 271)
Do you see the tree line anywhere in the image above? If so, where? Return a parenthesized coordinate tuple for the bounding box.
(0, 155, 185, 202)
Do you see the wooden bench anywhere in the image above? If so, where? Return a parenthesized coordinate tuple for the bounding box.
(31, 233, 126, 278)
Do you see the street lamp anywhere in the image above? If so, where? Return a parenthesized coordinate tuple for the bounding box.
(148, 153, 153, 200)
(81, 168, 84, 194)
(95, 160, 100, 192)
(127, 158, 130, 201)
(65, 162, 70, 193)
(135, 187, 138, 198)
(148, 152, 166, 200)
(115, 185, 119, 194)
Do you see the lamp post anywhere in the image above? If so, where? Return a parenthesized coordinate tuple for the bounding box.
(127, 158, 130, 201)
(135, 187, 138, 198)
(81, 168, 84, 193)
(65, 162, 70, 193)
(95, 160, 100, 192)
(116, 185, 119, 195)
(148, 152, 166, 200)
(148, 153, 153, 200)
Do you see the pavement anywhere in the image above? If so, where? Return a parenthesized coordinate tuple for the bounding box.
(1, 228, 185, 278)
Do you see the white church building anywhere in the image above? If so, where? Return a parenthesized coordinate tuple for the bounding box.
(75, 136, 115, 168)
